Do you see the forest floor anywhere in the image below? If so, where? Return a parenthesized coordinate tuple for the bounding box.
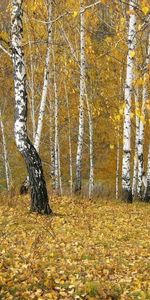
(0, 195, 149, 300)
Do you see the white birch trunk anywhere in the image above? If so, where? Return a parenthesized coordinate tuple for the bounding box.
(75, 1, 85, 193)
(53, 53, 59, 193)
(20, 0, 52, 194)
(49, 95, 55, 189)
(0, 109, 11, 191)
(34, 0, 52, 152)
(132, 89, 140, 197)
(64, 83, 73, 195)
(85, 93, 94, 199)
(116, 130, 120, 200)
(122, 0, 137, 202)
(28, 39, 36, 140)
(137, 33, 150, 198)
(11, 0, 51, 214)
(58, 141, 62, 196)
(144, 145, 150, 202)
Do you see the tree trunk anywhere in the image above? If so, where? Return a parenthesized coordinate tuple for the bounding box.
(75, 1, 85, 193)
(53, 50, 59, 194)
(20, 0, 52, 194)
(64, 82, 73, 195)
(0, 108, 11, 191)
(116, 129, 120, 200)
(137, 32, 150, 199)
(49, 94, 55, 190)
(144, 145, 150, 202)
(132, 89, 140, 197)
(85, 92, 94, 199)
(11, 0, 52, 214)
(122, 0, 137, 202)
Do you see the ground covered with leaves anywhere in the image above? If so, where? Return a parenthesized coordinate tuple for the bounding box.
(0, 196, 150, 300)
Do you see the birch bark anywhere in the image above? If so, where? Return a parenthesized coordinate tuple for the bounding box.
(137, 33, 150, 199)
(64, 83, 73, 195)
(144, 145, 150, 202)
(75, 1, 85, 193)
(11, 0, 52, 214)
(53, 53, 59, 193)
(132, 89, 140, 197)
(0, 108, 11, 191)
(122, 0, 137, 202)
(116, 130, 120, 200)
(49, 94, 55, 189)
(20, 0, 52, 194)
(85, 93, 94, 199)
(34, 0, 52, 152)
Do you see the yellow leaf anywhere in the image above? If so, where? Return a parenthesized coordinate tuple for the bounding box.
(110, 144, 114, 150)
(142, 6, 149, 15)
(130, 112, 134, 118)
(73, 11, 78, 18)
(129, 50, 135, 58)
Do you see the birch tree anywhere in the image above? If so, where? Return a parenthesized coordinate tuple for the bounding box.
(116, 130, 120, 200)
(137, 32, 150, 199)
(20, 0, 52, 194)
(11, 0, 52, 214)
(75, 1, 85, 193)
(64, 82, 73, 195)
(0, 108, 11, 191)
(132, 89, 140, 197)
(85, 92, 94, 199)
(144, 145, 150, 202)
(122, 0, 137, 202)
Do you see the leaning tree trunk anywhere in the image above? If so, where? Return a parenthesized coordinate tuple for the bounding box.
(11, 0, 52, 214)
(0, 108, 11, 191)
(20, 0, 52, 194)
(137, 32, 150, 199)
(144, 145, 150, 202)
(122, 0, 137, 202)
(75, 1, 85, 193)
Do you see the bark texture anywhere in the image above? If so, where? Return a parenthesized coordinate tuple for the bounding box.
(122, 0, 136, 202)
(11, 0, 52, 214)
(144, 145, 150, 202)
(0, 108, 11, 191)
(75, 1, 85, 193)
(20, 0, 52, 194)
(132, 90, 140, 197)
(137, 33, 150, 199)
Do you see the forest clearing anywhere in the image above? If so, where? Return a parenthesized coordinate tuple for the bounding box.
(0, 196, 150, 300)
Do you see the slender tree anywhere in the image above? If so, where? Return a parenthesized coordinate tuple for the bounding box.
(144, 145, 150, 202)
(20, 0, 52, 194)
(11, 0, 52, 214)
(132, 89, 140, 197)
(137, 32, 150, 199)
(116, 129, 120, 200)
(0, 108, 11, 191)
(122, 0, 137, 202)
(64, 82, 73, 195)
(75, 1, 85, 193)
